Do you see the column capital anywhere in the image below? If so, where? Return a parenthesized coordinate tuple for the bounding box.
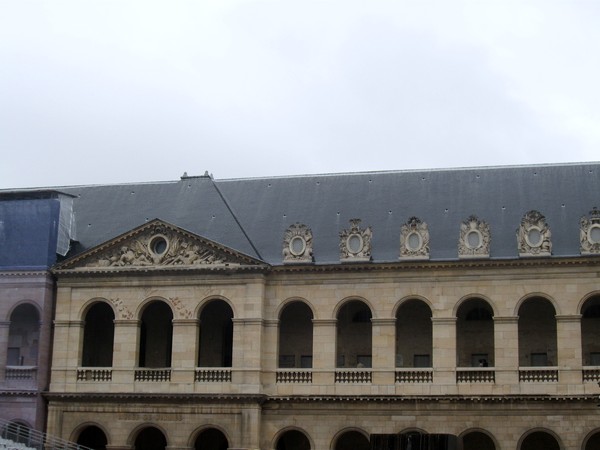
(555, 314, 582, 323)
(371, 318, 396, 326)
(493, 316, 519, 324)
(431, 317, 456, 325)
(312, 319, 337, 326)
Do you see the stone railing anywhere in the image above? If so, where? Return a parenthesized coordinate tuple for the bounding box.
(195, 368, 232, 382)
(134, 368, 171, 382)
(77, 368, 113, 382)
(456, 368, 495, 383)
(276, 369, 313, 383)
(395, 368, 433, 383)
(4, 366, 37, 381)
(519, 367, 558, 382)
(582, 367, 600, 382)
(334, 369, 372, 383)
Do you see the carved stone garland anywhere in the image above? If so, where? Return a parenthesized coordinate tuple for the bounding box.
(517, 210, 551, 257)
(580, 207, 600, 255)
(89, 225, 227, 268)
(400, 217, 429, 260)
(458, 215, 490, 259)
(340, 219, 372, 262)
(282, 223, 314, 264)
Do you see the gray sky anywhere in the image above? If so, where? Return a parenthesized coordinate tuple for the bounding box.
(1, 0, 599, 189)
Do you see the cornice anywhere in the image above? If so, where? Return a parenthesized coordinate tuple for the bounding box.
(43, 392, 268, 404)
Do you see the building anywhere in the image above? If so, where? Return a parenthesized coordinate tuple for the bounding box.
(4, 163, 600, 449)
(0, 191, 74, 431)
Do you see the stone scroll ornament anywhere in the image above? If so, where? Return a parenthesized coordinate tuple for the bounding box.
(580, 207, 600, 255)
(399, 217, 430, 259)
(340, 219, 372, 262)
(89, 225, 226, 268)
(282, 223, 314, 263)
(517, 210, 551, 256)
(458, 215, 490, 258)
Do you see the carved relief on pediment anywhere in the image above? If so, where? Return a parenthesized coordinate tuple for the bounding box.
(400, 217, 429, 260)
(458, 215, 490, 259)
(517, 210, 551, 257)
(580, 207, 600, 255)
(283, 223, 314, 264)
(340, 219, 372, 263)
(54, 221, 265, 272)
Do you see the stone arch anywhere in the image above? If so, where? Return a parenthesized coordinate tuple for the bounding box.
(81, 300, 115, 367)
(128, 424, 168, 450)
(5, 300, 41, 322)
(138, 300, 173, 368)
(273, 426, 313, 450)
(79, 297, 116, 320)
(518, 428, 562, 450)
(72, 423, 110, 450)
(332, 296, 375, 320)
(514, 292, 560, 316)
(456, 297, 495, 367)
(580, 293, 600, 365)
(189, 424, 231, 449)
(0, 421, 34, 446)
(276, 297, 317, 321)
(278, 300, 314, 368)
(392, 295, 433, 318)
(582, 428, 600, 450)
(135, 296, 174, 319)
(7, 302, 41, 366)
(196, 295, 237, 319)
(398, 427, 429, 435)
(459, 428, 498, 450)
(453, 293, 498, 317)
(331, 428, 370, 450)
(192, 426, 229, 450)
(577, 291, 600, 315)
(335, 298, 373, 368)
(198, 298, 234, 367)
(517, 296, 558, 367)
(395, 298, 433, 368)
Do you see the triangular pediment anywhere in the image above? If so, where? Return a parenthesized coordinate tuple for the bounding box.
(54, 219, 268, 273)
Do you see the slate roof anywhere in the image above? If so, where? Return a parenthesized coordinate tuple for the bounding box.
(9, 162, 599, 265)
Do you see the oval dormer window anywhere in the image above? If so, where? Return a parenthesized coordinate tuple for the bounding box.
(149, 235, 168, 255)
(525, 227, 542, 247)
(589, 225, 600, 244)
(347, 234, 363, 254)
(466, 230, 482, 249)
(289, 236, 306, 256)
(406, 231, 422, 251)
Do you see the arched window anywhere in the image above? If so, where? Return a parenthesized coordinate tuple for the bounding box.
(462, 430, 496, 450)
(585, 430, 600, 450)
(77, 425, 108, 450)
(134, 427, 167, 450)
(198, 300, 233, 367)
(520, 431, 559, 450)
(518, 298, 557, 366)
(276, 430, 311, 450)
(194, 428, 228, 450)
(336, 300, 372, 368)
(278, 301, 313, 368)
(139, 302, 173, 368)
(396, 300, 432, 367)
(7, 304, 40, 366)
(334, 430, 369, 450)
(457, 299, 494, 367)
(581, 295, 600, 365)
(82, 302, 115, 367)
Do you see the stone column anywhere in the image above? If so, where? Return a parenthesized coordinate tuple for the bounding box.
(171, 318, 198, 383)
(262, 319, 278, 386)
(493, 316, 519, 387)
(556, 314, 583, 385)
(112, 319, 139, 384)
(232, 318, 263, 387)
(431, 317, 456, 385)
(50, 320, 83, 389)
(371, 318, 396, 384)
(312, 319, 336, 384)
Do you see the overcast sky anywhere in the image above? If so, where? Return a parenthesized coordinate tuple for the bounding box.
(1, 1, 599, 189)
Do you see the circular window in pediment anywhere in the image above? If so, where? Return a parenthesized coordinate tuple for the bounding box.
(347, 233, 363, 254)
(406, 231, 422, 251)
(289, 236, 306, 256)
(525, 226, 543, 247)
(149, 235, 169, 255)
(589, 224, 600, 244)
(466, 230, 482, 249)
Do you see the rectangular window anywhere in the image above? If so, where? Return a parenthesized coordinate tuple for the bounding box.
(357, 355, 372, 368)
(7, 348, 21, 366)
(471, 353, 489, 367)
(300, 355, 312, 368)
(590, 352, 600, 366)
(278, 355, 295, 368)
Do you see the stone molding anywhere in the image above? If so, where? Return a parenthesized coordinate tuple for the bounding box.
(400, 217, 430, 260)
(458, 215, 490, 259)
(282, 223, 313, 264)
(339, 219, 372, 263)
(517, 210, 552, 257)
